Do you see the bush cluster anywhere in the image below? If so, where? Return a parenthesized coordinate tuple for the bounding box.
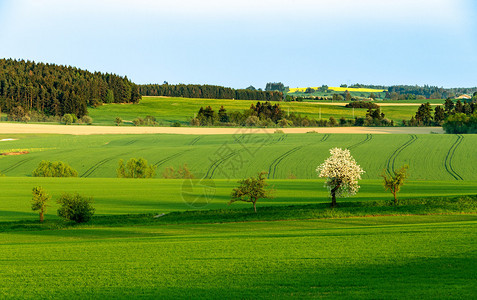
(32, 161, 78, 177)
(57, 192, 95, 223)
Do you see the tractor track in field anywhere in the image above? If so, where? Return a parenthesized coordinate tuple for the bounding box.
(206, 133, 290, 179)
(80, 150, 143, 178)
(188, 136, 202, 146)
(444, 134, 464, 180)
(1, 148, 70, 174)
(320, 134, 330, 142)
(205, 150, 239, 179)
(348, 134, 373, 150)
(154, 150, 193, 168)
(1, 156, 35, 174)
(385, 134, 417, 174)
(268, 146, 304, 179)
(124, 139, 138, 146)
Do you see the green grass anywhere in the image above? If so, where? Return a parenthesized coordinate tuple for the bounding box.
(1, 177, 476, 222)
(0, 214, 475, 298)
(0, 133, 476, 181)
(3, 194, 475, 231)
(88, 96, 423, 125)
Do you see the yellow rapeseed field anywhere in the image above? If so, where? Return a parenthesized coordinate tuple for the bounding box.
(288, 87, 386, 93)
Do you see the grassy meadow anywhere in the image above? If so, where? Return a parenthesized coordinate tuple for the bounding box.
(0, 131, 476, 299)
(1, 177, 476, 222)
(1, 215, 475, 298)
(88, 96, 425, 126)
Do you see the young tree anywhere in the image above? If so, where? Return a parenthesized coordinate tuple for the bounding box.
(31, 186, 50, 223)
(381, 165, 409, 205)
(229, 172, 272, 212)
(316, 148, 365, 208)
(115, 117, 123, 126)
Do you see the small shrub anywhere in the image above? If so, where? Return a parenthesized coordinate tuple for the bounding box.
(81, 116, 93, 125)
(33, 160, 78, 177)
(162, 164, 194, 179)
(115, 117, 123, 126)
(62, 114, 74, 125)
(171, 121, 182, 127)
(57, 192, 95, 223)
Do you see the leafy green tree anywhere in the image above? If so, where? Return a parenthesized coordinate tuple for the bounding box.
(57, 192, 95, 223)
(115, 117, 123, 126)
(31, 186, 51, 223)
(229, 172, 272, 212)
(381, 165, 409, 205)
(117, 158, 156, 178)
(33, 161, 78, 177)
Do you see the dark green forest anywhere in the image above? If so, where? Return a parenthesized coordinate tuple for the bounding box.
(139, 84, 283, 101)
(0, 59, 141, 117)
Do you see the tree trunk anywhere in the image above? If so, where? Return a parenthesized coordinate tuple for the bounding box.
(253, 201, 257, 213)
(393, 191, 398, 205)
(331, 186, 338, 208)
(39, 211, 44, 223)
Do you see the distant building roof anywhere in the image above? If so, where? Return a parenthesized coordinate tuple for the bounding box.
(457, 94, 471, 99)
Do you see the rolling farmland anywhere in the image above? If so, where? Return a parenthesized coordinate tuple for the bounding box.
(0, 133, 475, 181)
(87, 96, 424, 126)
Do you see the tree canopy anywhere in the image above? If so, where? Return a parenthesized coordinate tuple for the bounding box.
(317, 148, 365, 207)
(0, 58, 140, 118)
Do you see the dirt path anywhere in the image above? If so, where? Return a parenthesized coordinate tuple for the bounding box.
(0, 123, 445, 135)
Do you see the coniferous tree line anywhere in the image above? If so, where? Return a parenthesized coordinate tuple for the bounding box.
(139, 84, 283, 101)
(0, 58, 141, 118)
(405, 98, 477, 130)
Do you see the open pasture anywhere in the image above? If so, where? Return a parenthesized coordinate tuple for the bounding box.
(0, 133, 475, 181)
(88, 97, 420, 126)
(1, 177, 476, 222)
(0, 215, 475, 298)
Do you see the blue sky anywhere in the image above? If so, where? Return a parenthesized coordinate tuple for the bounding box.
(0, 0, 476, 89)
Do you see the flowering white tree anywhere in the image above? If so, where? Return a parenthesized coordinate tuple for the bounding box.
(316, 148, 365, 207)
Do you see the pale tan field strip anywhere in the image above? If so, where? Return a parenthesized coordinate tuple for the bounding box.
(0, 123, 444, 135)
(307, 102, 442, 106)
